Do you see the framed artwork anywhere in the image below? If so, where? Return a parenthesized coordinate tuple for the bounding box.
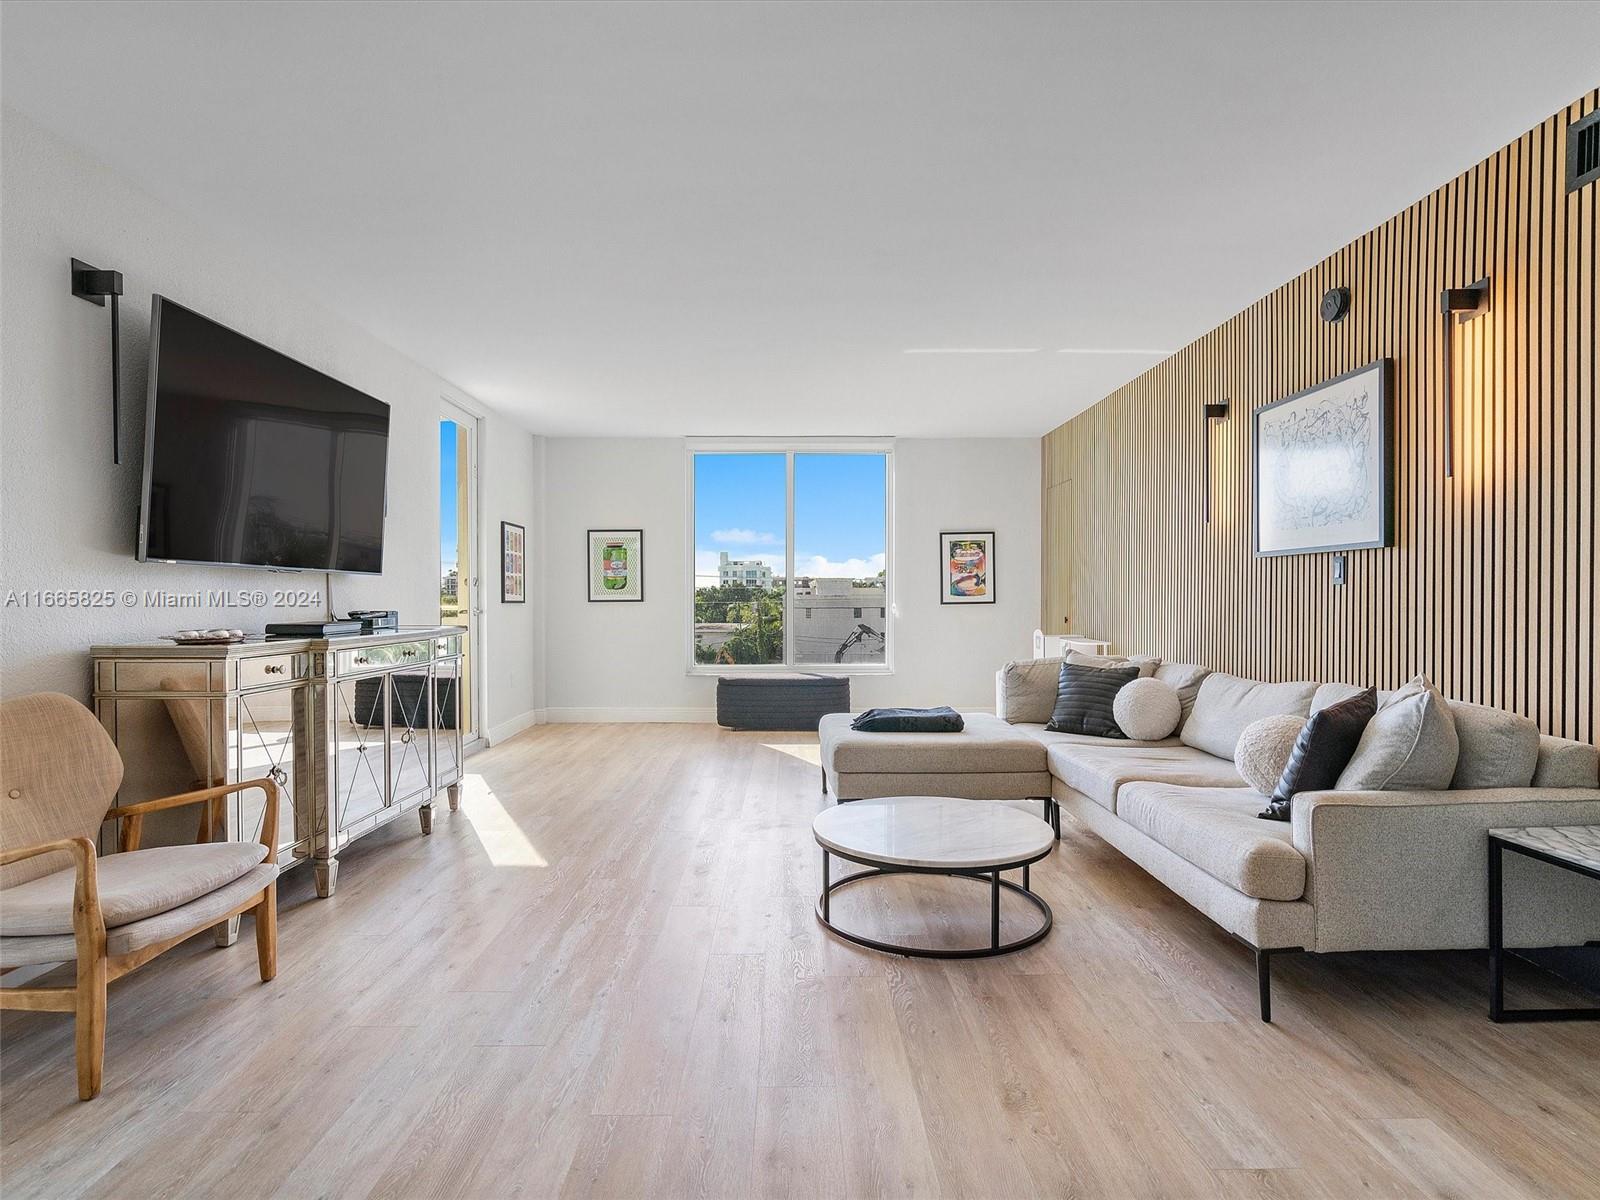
(940, 531, 995, 604)
(1254, 359, 1393, 556)
(501, 521, 526, 603)
(587, 528, 643, 602)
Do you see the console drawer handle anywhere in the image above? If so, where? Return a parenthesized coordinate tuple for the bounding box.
(354, 656, 370, 665)
(264, 664, 285, 675)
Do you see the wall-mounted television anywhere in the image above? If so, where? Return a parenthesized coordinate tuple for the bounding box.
(138, 297, 390, 574)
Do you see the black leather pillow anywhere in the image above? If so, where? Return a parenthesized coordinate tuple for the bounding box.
(1046, 662, 1138, 737)
(1258, 687, 1377, 821)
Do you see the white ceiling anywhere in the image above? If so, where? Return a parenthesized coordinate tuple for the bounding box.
(4, 2, 1597, 437)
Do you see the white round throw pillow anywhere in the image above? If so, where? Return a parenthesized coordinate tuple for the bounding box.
(1112, 677, 1182, 741)
(1234, 714, 1307, 795)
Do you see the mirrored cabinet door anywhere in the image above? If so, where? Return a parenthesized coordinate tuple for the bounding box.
(432, 659, 463, 787)
(231, 686, 311, 862)
(332, 675, 388, 832)
(389, 671, 432, 805)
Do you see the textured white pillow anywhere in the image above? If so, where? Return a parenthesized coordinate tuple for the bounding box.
(1112, 678, 1182, 741)
(1234, 714, 1308, 795)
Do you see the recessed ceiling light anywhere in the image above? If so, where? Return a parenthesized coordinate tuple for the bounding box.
(902, 347, 1042, 354)
(1056, 347, 1168, 355)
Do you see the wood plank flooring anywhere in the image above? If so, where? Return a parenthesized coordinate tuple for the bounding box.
(3, 723, 1598, 1198)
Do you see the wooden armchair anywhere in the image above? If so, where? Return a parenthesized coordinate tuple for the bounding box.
(0, 693, 279, 1100)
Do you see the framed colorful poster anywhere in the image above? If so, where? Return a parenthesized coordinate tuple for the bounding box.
(1253, 359, 1393, 556)
(501, 521, 526, 603)
(587, 528, 643, 602)
(940, 531, 995, 604)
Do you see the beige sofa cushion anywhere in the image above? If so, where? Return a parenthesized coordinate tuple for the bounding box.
(1533, 736, 1600, 789)
(820, 711, 1046, 776)
(1446, 701, 1540, 789)
(1180, 673, 1318, 761)
(1047, 743, 1244, 812)
(1117, 783, 1307, 901)
(0, 842, 269, 936)
(824, 772, 1054, 802)
(1013, 723, 1180, 751)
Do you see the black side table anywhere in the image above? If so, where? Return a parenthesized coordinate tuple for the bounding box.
(1487, 826, 1600, 1022)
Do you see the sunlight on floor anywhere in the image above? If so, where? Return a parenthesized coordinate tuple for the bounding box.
(761, 742, 822, 766)
(459, 773, 548, 867)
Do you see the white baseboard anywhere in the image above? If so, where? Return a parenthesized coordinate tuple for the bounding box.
(542, 706, 718, 724)
(485, 708, 543, 745)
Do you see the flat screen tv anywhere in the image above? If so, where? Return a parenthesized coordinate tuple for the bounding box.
(138, 297, 390, 574)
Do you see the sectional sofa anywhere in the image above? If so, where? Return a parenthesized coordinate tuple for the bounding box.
(817, 657, 1600, 1019)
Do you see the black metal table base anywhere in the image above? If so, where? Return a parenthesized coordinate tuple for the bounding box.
(1487, 835, 1600, 1022)
(816, 850, 1053, 959)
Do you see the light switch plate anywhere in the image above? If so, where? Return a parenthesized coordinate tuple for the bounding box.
(1332, 553, 1347, 586)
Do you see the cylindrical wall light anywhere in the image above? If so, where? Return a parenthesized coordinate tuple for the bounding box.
(1203, 399, 1230, 523)
(1439, 277, 1489, 478)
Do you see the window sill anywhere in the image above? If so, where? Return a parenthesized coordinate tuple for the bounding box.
(687, 664, 893, 677)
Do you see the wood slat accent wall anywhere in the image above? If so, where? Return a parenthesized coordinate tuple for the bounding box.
(1042, 92, 1597, 742)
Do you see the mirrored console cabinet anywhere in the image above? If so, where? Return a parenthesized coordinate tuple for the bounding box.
(91, 628, 465, 923)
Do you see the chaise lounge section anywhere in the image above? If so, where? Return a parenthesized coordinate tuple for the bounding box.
(817, 657, 1600, 1019)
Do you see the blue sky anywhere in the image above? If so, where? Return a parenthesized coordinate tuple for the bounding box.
(694, 453, 886, 586)
(440, 419, 458, 575)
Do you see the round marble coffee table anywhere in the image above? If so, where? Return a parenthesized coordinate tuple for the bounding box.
(813, 796, 1054, 958)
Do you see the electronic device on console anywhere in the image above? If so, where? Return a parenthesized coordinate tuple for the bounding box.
(264, 620, 363, 639)
(346, 610, 400, 633)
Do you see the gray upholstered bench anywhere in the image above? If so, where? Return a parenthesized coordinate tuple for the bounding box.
(817, 711, 1056, 831)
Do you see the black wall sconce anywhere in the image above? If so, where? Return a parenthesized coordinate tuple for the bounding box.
(71, 258, 125, 464)
(1202, 398, 1229, 523)
(1439, 276, 1488, 479)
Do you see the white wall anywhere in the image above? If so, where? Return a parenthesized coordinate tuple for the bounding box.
(478, 418, 545, 741)
(541, 437, 1040, 720)
(0, 109, 539, 736)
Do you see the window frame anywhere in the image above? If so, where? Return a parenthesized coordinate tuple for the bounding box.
(686, 437, 894, 676)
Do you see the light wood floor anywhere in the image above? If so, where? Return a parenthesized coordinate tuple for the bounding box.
(3, 724, 1598, 1199)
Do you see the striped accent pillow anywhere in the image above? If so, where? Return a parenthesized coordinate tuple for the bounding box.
(1045, 662, 1138, 737)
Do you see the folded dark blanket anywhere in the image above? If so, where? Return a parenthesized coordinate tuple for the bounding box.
(849, 706, 965, 733)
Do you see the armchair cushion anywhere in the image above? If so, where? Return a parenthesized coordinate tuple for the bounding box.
(0, 863, 277, 967)
(0, 842, 268, 936)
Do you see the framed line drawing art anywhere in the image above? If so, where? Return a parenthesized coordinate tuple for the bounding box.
(501, 521, 526, 602)
(1253, 359, 1394, 556)
(588, 528, 644, 602)
(940, 531, 995, 604)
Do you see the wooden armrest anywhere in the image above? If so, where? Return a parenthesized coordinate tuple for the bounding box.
(0, 835, 96, 872)
(106, 777, 279, 862)
(0, 837, 105, 952)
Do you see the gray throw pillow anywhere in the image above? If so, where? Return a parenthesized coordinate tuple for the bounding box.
(999, 657, 1064, 724)
(1065, 650, 1159, 677)
(1335, 675, 1459, 791)
(1154, 661, 1211, 729)
(1046, 662, 1138, 738)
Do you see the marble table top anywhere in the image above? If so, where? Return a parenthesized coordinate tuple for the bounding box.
(814, 797, 1055, 870)
(1489, 825, 1600, 873)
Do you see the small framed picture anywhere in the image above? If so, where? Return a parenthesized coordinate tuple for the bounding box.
(940, 531, 995, 604)
(588, 528, 643, 602)
(501, 522, 526, 603)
